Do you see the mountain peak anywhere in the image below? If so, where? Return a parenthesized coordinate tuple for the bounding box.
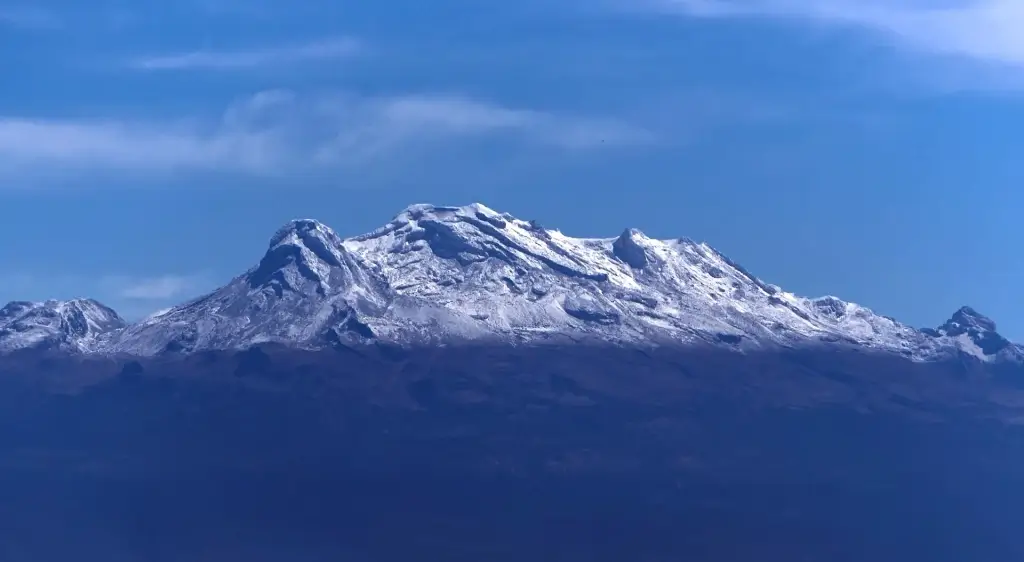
(934, 306, 1010, 356)
(391, 203, 512, 230)
(947, 306, 997, 333)
(249, 218, 348, 291)
(0, 298, 125, 352)
(0, 297, 121, 321)
(267, 219, 344, 252)
(397, 202, 503, 219)
(613, 228, 651, 269)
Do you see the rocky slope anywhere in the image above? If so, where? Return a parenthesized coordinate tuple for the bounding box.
(0, 298, 125, 354)
(1, 203, 1020, 362)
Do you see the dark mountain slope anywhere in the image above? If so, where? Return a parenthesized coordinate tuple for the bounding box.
(2, 344, 1024, 561)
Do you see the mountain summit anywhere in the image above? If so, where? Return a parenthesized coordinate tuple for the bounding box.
(0, 298, 125, 353)
(248, 219, 351, 293)
(926, 306, 1013, 356)
(1, 203, 1019, 362)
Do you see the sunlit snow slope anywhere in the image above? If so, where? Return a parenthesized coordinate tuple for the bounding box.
(2, 203, 1019, 362)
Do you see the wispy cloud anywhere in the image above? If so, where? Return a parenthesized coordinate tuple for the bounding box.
(100, 275, 207, 300)
(0, 5, 60, 29)
(315, 94, 655, 158)
(0, 90, 652, 182)
(128, 37, 361, 71)
(662, 0, 1024, 68)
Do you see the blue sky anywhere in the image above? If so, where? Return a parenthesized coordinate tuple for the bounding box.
(0, 0, 1021, 339)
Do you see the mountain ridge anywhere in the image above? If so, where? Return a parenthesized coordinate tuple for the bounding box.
(1, 203, 1019, 363)
(3, 204, 1023, 562)
(0, 298, 126, 354)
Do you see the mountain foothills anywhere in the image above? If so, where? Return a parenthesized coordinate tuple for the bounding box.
(0, 203, 1020, 363)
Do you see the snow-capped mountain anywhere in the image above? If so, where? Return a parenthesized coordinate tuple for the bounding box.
(923, 306, 1017, 358)
(112, 218, 391, 355)
(1, 203, 1020, 362)
(0, 298, 126, 353)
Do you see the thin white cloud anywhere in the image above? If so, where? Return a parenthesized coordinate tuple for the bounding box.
(0, 91, 652, 181)
(312, 94, 655, 159)
(129, 37, 361, 70)
(663, 0, 1024, 67)
(0, 5, 60, 29)
(101, 275, 206, 300)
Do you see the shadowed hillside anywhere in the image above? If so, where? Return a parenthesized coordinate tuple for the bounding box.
(1, 344, 1024, 561)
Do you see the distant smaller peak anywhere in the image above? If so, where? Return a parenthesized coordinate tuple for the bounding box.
(1, 300, 34, 311)
(62, 297, 113, 308)
(936, 306, 1010, 356)
(946, 306, 998, 334)
(0, 297, 125, 346)
(1, 298, 117, 316)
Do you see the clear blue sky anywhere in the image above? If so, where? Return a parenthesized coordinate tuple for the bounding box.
(0, 0, 1021, 339)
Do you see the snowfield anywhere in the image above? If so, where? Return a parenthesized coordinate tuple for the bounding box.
(1, 203, 1020, 363)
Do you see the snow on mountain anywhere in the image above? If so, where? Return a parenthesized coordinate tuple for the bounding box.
(0, 298, 126, 353)
(923, 306, 1022, 361)
(110, 218, 391, 356)
(1, 203, 1020, 361)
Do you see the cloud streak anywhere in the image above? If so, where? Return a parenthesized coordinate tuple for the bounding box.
(0, 91, 652, 182)
(128, 37, 361, 70)
(663, 0, 1024, 67)
(101, 275, 207, 301)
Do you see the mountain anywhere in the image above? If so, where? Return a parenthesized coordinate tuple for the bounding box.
(924, 305, 1017, 356)
(110, 218, 390, 356)
(0, 298, 125, 353)
(1, 203, 1020, 363)
(4, 204, 1024, 561)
